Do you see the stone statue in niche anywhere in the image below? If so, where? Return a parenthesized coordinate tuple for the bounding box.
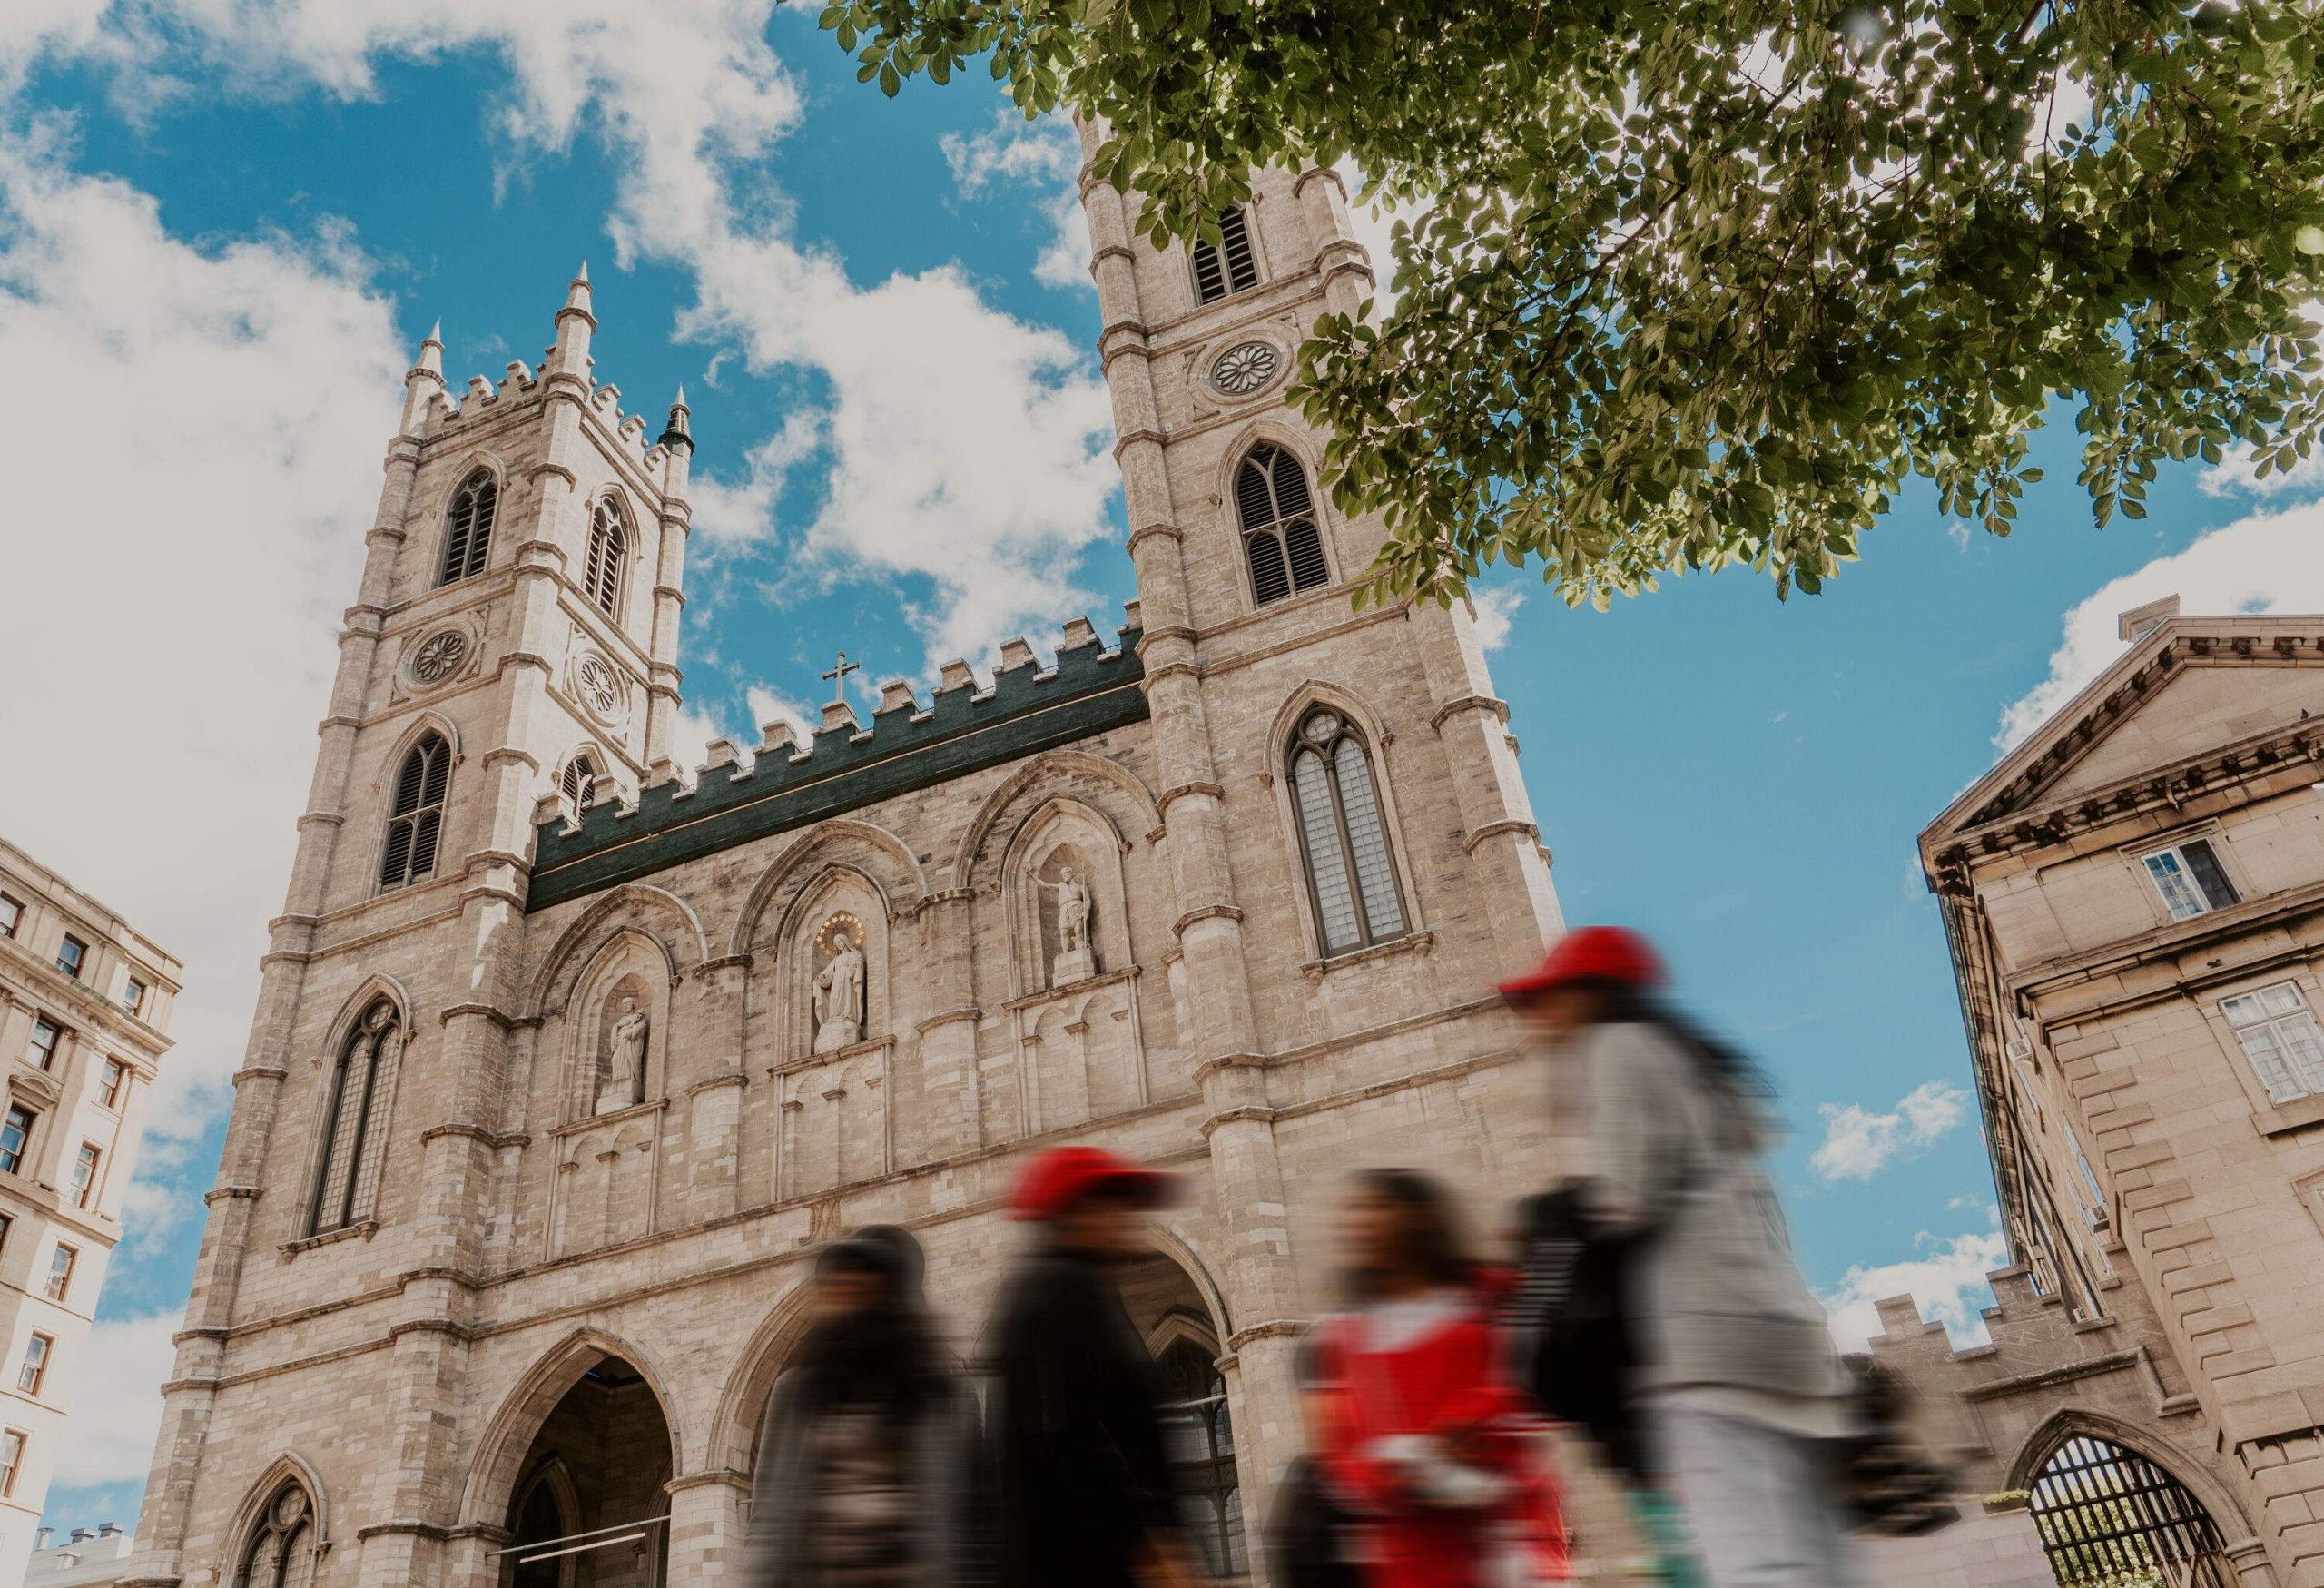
(812, 914, 867, 1054)
(596, 993, 650, 1115)
(1039, 863, 1098, 987)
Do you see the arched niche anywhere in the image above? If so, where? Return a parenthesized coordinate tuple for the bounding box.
(1002, 798, 1132, 997)
(773, 867, 891, 1067)
(558, 932, 673, 1123)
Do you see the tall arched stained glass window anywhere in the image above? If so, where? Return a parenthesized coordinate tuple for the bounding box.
(438, 469, 498, 586)
(379, 734, 451, 893)
(235, 1484, 317, 1588)
(1235, 444, 1329, 607)
(1289, 707, 1407, 955)
(584, 498, 627, 616)
(310, 1000, 399, 1238)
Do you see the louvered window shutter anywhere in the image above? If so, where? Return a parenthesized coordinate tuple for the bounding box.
(586, 502, 625, 616)
(379, 735, 451, 891)
(1192, 205, 1259, 302)
(562, 755, 597, 812)
(1235, 445, 1329, 606)
(438, 472, 497, 585)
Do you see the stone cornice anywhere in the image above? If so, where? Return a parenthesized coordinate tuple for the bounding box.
(1172, 904, 1245, 937)
(1112, 427, 1167, 459)
(1430, 694, 1510, 732)
(1155, 781, 1223, 814)
(1462, 819, 1539, 854)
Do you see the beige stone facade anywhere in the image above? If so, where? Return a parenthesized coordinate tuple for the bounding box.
(0, 837, 181, 1583)
(1889, 602, 2324, 1587)
(126, 150, 1571, 1587)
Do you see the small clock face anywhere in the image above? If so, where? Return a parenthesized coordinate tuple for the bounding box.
(409, 627, 468, 686)
(1211, 340, 1281, 396)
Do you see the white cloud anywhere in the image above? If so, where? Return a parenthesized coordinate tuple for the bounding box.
(1810, 1080, 1971, 1182)
(49, 1308, 183, 1488)
(746, 685, 817, 746)
(1823, 1228, 2008, 1350)
(1336, 163, 1433, 312)
(48, 2, 1122, 676)
(1996, 500, 2324, 748)
(2197, 437, 2324, 499)
(1468, 586, 1523, 651)
(940, 111, 1088, 293)
(0, 130, 403, 1163)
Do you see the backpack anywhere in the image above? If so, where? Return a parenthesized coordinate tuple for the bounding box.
(1506, 1184, 1648, 1482)
(1262, 1453, 1364, 1588)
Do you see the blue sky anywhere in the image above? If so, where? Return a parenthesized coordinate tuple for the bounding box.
(5, 2, 2320, 1538)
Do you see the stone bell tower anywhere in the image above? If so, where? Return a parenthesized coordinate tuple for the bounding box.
(1076, 132, 1564, 1500)
(128, 274, 694, 1588)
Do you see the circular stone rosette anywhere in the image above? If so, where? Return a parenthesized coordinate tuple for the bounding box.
(1209, 340, 1283, 398)
(402, 625, 473, 691)
(571, 650, 628, 725)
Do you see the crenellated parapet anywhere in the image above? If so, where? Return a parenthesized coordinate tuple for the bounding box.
(527, 618, 1150, 911)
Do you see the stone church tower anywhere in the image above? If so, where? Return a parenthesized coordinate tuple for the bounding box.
(127, 150, 1564, 1588)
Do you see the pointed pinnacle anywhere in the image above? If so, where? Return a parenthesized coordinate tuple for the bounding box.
(576, 260, 590, 284)
(673, 381, 689, 409)
(413, 318, 446, 380)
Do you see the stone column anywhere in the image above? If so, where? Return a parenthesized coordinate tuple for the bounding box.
(688, 953, 752, 1217)
(664, 1473, 747, 1583)
(913, 888, 983, 1155)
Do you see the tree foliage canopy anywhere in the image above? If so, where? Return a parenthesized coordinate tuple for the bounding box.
(822, 0, 2324, 607)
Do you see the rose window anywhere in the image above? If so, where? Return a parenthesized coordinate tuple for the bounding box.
(1211, 340, 1281, 396)
(409, 629, 468, 684)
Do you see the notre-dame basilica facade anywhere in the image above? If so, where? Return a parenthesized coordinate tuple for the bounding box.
(126, 133, 1567, 1587)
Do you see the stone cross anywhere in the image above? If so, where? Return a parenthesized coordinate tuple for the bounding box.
(821, 650, 862, 707)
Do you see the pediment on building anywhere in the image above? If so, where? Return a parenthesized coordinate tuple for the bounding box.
(1925, 616, 2324, 854)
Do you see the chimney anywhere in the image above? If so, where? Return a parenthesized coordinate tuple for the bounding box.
(99, 1522, 123, 1537)
(35, 1527, 52, 1549)
(2118, 593, 2180, 643)
(70, 1528, 94, 1543)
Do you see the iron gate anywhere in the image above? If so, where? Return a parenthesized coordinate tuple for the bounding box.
(2028, 1435, 2233, 1588)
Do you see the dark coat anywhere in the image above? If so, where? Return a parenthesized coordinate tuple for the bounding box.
(990, 1242, 1178, 1588)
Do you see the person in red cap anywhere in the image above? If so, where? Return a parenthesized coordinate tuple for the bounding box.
(988, 1146, 1198, 1588)
(1501, 930, 1864, 1588)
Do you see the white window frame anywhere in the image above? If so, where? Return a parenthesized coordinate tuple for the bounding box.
(70, 1141, 101, 1208)
(17, 1333, 51, 1396)
(2135, 833, 2241, 922)
(99, 1057, 127, 1110)
(0, 1428, 22, 1496)
(44, 1243, 74, 1302)
(2220, 981, 2324, 1106)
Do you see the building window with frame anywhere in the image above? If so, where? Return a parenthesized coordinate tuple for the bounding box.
(99, 1058, 128, 1110)
(1191, 204, 1260, 303)
(379, 734, 452, 892)
(310, 1001, 402, 1237)
(70, 1142, 101, 1208)
(438, 469, 499, 586)
(2140, 836, 2240, 922)
(560, 753, 601, 817)
(1235, 444, 1330, 607)
(236, 1482, 318, 1588)
(2221, 981, 2324, 1105)
(0, 1212, 10, 1255)
(0, 893, 19, 938)
(44, 1244, 75, 1301)
(55, 934, 87, 980)
(16, 1333, 51, 1396)
(123, 976, 147, 1016)
(26, 1017, 61, 1071)
(0, 1106, 31, 1175)
(584, 498, 628, 617)
(0, 1429, 23, 1497)
(1289, 706, 1410, 956)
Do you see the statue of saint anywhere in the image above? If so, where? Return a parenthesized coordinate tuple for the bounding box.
(813, 938, 866, 1053)
(597, 995, 650, 1114)
(1039, 865, 1098, 985)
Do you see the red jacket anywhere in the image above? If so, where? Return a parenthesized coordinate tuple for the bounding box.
(1313, 1285, 1571, 1588)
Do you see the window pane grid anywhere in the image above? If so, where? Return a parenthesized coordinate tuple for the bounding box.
(0, 1107, 29, 1174)
(438, 472, 498, 585)
(1295, 751, 1362, 952)
(380, 736, 451, 891)
(586, 501, 626, 615)
(2224, 984, 2324, 1104)
(2143, 839, 2238, 920)
(1236, 446, 1329, 606)
(1334, 738, 1405, 939)
(313, 1007, 398, 1234)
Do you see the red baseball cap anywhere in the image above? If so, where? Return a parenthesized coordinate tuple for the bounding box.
(1009, 1145, 1181, 1222)
(1498, 926, 1665, 1004)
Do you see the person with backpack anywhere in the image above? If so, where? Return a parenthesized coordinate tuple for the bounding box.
(1307, 1169, 1571, 1588)
(1501, 927, 1866, 1588)
(742, 1226, 979, 1588)
(988, 1146, 1200, 1588)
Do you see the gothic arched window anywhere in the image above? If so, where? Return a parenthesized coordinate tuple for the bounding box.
(560, 753, 600, 817)
(379, 734, 451, 893)
(438, 470, 498, 586)
(1158, 1341, 1246, 1578)
(310, 1000, 400, 1237)
(1192, 205, 1259, 303)
(235, 1483, 317, 1588)
(1288, 707, 1407, 955)
(1236, 445, 1330, 607)
(584, 498, 627, 617)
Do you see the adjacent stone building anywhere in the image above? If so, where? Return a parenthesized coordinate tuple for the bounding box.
(1886, 599, 2324, 1587)
(0, 837, 181, 1583)
(125, 140, 1568, 1587)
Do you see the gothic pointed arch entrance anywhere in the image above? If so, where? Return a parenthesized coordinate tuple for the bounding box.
(2025, 1433, 2234, 1588)
(486, 1346, 675, 1587)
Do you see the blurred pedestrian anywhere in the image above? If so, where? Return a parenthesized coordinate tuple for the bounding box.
(990, 1146, 1200, 1588)
(1311, 1169, 1571, 1588)
(743, 1226, 978, 1588)
(1502, 928, 1864, 1588)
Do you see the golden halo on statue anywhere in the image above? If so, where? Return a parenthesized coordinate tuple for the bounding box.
(815, 912, 865, 957)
